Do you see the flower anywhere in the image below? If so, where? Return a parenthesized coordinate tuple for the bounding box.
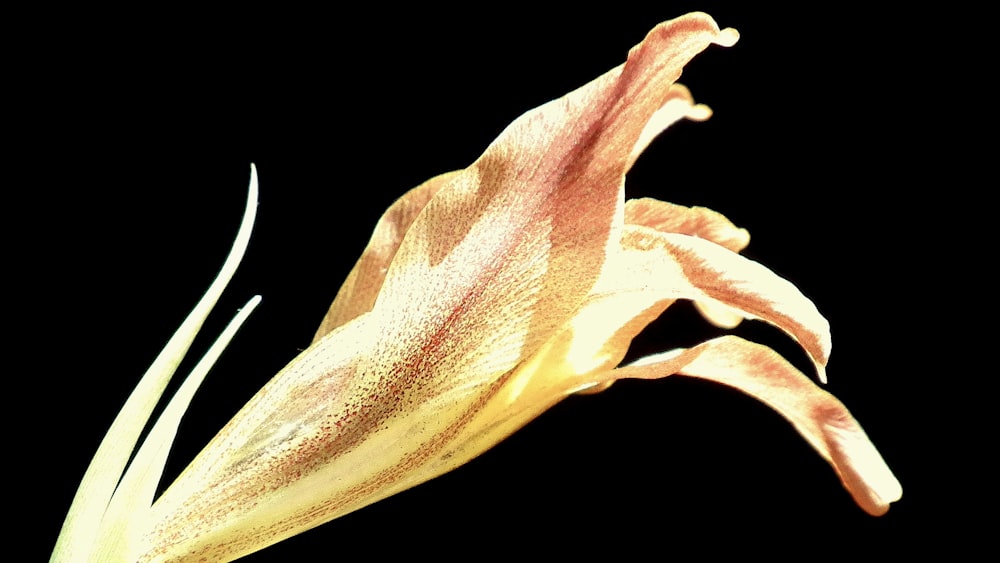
(54, 11, 901, 563)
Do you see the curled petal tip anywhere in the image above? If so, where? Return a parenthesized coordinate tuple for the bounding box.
(688, 103, 713, 121)
(824, 414, 903, 516)
(716, 27, 740, 47)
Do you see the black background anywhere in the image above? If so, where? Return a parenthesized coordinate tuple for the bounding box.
(23, 3, 959, 560)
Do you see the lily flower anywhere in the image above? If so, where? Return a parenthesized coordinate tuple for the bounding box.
(53, 12, 901, 563)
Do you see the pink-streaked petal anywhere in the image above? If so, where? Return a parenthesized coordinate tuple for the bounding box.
(624, 198, 752, 328)
(615, 225, 831, 381)
(625, 197, 750, 252)
(312, 171, 454, 342)
(609, 335, 902, 516)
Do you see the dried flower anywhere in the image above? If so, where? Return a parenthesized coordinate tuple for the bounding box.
(53, 12, 900, 563)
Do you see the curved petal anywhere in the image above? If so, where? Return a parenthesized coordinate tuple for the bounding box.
(612, 225, 832, 381)
(625, 197, 751, 329)
(312, 171, 455, 342)
(624, 197, 750, 253)
(608, 335, 902, 516)
(52, 166, 259, 562)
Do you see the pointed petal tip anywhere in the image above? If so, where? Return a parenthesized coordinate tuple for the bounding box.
(817, 365, 828, 385)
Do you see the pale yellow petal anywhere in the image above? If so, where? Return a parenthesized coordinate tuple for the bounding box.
(100, 296, 261, 561)
(52, 165, 258, 562)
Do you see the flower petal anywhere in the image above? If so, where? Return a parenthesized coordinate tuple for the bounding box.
(52, 165, 258, 562)
(100, 296, 261, 561)
(312, 171, 454, 342)
(625, 197, 750, 253)
(612, 225, 832, 381)
(609, 335, 902, 516)
(625, 197, 751, 328)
